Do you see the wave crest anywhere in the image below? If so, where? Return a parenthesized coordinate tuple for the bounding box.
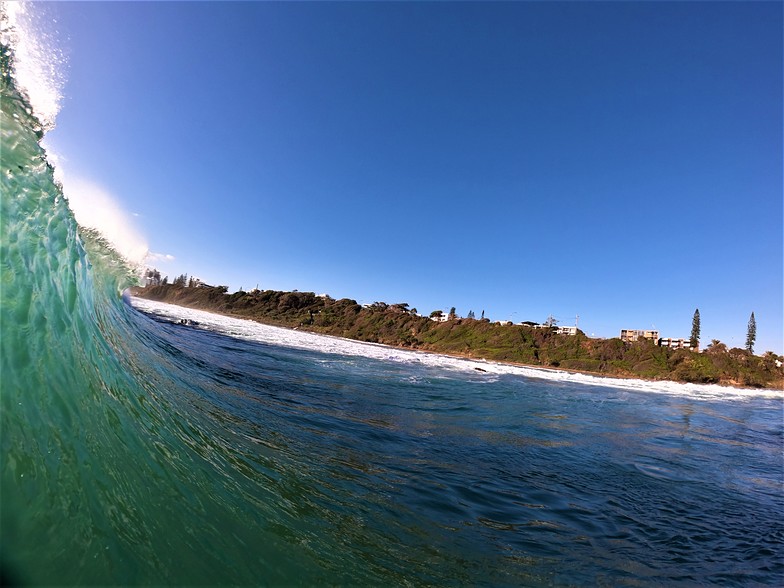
(0, 1, 65, 132)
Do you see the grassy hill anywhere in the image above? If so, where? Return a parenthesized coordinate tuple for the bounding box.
(130, 284, 784, 390)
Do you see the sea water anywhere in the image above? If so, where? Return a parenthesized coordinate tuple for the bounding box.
(2, 9, 783, 586)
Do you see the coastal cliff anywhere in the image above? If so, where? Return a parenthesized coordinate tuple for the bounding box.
(130, 284, 784, 390)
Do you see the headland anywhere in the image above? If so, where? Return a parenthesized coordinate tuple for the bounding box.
(129, 284, 784, 390)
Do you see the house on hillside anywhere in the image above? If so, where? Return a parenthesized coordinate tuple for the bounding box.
(523, 323, 577, 335)
(659, 337, 696, 351)
(621, 329, 696, 351)
(556, 326, 578, 336)
(620, 329, 660, 343)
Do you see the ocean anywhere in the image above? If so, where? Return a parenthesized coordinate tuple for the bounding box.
(2, 11, 784, 586)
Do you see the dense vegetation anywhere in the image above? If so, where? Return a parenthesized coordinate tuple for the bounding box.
(130, 284, 784, 390)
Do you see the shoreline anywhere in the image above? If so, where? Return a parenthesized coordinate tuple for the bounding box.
(129, 295, 784, 394)
(374, 338, 779, 393)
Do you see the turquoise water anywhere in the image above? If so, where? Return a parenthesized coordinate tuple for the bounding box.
(2, 34, 784, 585)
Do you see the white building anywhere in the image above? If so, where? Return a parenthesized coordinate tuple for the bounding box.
(620, 329, 660, 343)
(524, 323, 577, 335)
(556, 326, 578, 336)
(659, 337, 696, 350)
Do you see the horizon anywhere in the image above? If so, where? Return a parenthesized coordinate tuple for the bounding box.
(11, 1, 782, 353)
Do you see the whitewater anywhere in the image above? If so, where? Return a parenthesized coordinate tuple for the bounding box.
(2, 4, 783, 585)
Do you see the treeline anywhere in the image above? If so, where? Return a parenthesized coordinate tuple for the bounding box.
(129, 283, 784, 389)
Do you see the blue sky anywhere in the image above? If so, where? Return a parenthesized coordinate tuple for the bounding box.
(36, 1, 783, 353)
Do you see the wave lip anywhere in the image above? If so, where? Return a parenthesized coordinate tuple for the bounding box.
(0, 2, 65, 131)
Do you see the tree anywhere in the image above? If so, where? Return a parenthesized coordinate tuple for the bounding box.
(690, 308, 700, 349)
(746, 312, 756, 354)
(144, 268, 161, 286)
(448, 307, 457, 320)
(707, 339, 727, 354)
(467, 310, 475, 319)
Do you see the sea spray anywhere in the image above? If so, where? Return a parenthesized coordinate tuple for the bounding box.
(1, 1, 65, 132)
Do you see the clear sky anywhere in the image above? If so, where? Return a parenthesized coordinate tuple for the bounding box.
(29, 1, 784, 353)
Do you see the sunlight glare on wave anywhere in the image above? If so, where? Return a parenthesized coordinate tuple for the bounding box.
(0, 1, 65, 131)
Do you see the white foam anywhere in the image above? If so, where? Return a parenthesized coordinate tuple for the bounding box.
(130, 298, 784, 401)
